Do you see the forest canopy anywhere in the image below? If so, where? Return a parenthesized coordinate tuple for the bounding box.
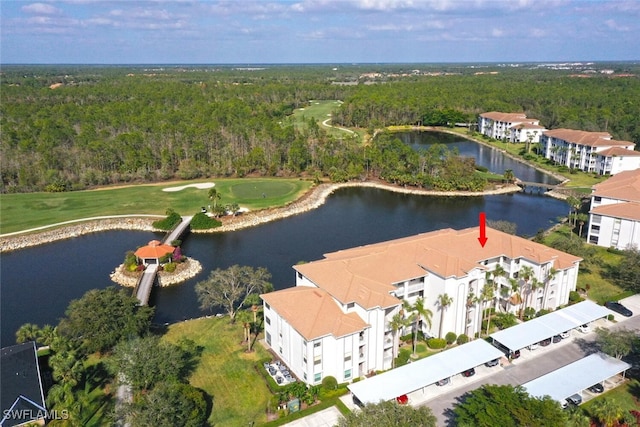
(2, 64, 638, 193)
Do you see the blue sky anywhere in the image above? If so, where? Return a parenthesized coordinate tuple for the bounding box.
(2, 0, 639, 64)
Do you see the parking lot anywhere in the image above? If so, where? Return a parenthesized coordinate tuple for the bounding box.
(423, 302, 640, 426)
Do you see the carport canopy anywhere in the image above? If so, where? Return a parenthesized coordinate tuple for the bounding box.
(523, 353, 631, 403)
(347, 339, 504, 405)
(490, 300, 613, 352)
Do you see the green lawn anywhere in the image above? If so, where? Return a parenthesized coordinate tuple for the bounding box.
(0, 178, 313, 234)
(162, 317, 273, 427)
(543, 225, 626, 303)
(289, 100, 364, 140)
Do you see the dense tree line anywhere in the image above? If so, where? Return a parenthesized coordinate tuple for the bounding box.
(2, 65, 638, 193)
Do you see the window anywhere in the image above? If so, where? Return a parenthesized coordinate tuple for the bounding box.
(297, 272, 302, 279)
(314, 355, 322, 365)
(279, 347, 282, 354)
(314, 341, 321, 348)
(589, 236, 599, 244)
(265, 316, 271, 325)
(344, 369, 352, 380)
(265, 302, 270, 310)
(344, 353, 352, 362)
(594, 196, 602, 202)
(314, 373, 322, 383)
(591, 225, 600, 231)
(347, 302, 355, 309)
(266, 332, 271, 346)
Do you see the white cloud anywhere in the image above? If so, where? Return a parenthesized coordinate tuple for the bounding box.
(491, 28, 504, 37)
(22, 2, 62, 15)
(605, 19, 630, 32)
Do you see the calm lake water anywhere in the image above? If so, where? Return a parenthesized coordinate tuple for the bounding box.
(399, 131, 559, 185)
(0, 188, 568, 346)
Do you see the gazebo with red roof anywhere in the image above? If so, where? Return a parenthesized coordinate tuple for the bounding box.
(134, 240, 175, 266)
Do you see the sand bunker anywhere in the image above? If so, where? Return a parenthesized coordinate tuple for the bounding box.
(162, 182, 216, 192)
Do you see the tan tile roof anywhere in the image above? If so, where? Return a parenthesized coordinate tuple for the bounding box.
(596, 147, 640, 157)
(590, 202, 640, 221)
(511, 123, 546, 130)
(480, 111, 529, 122)
(261, 287, 369, 340)
(294, 227, 582, 309)
(592, 169, 640, 201)
(134, 240, 174, 259)
(543, 129, 634, 148)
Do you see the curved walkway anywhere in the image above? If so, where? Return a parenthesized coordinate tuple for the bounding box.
(0, 181, 520, 253)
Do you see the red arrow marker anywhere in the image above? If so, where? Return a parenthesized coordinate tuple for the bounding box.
(478, 212, 488, 247)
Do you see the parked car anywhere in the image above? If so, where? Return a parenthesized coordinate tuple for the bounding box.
(576, 324, 591, 334)
(462, 368, 476, 377)
(484, 358, 500, 367)
(396, 394, 409, 404)
(528, 342, 539, 351)
(567, 394, 583, 405)
(560, 330, 571, 339)
(435, 377, 450, 386)
(552, 334, 562, 343)
(588, 383, 604, 393)
(605, 301, 633, 317)
(539, 338, 552, 347)
(510, 349, 521, 359)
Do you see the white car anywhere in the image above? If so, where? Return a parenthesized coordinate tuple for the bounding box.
(560, 330, 571, 339)
(528, 343, 539, 351)
(576, 324, 590, 334)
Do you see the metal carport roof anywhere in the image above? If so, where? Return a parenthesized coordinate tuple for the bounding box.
(523, 353, 631, 403)
(490, 300, 613, 351)
(347, 339, 504, 405)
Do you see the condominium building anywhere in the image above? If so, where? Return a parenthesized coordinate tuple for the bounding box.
(478, 112, 546, 143)
(587, 168, 640, 250)
(261, 227, 581, 386)
(540, 129, 640, 175)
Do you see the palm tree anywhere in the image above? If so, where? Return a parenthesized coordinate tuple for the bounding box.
(566, 196, 581, 227)
(590, 397, 624, 427)
(236, 309, 253, 352)
(15, 323, 40, 344)
(503, 169, 515, 183)
(389, 313, 408, 368)
(518, 265, 534, 319)
(507, 277, 521, 313)
(480, 283, 496, 335)
(208, 187, 221, 209)
(464, 290, 476, 336)
(436, 294, 453, 339)
(38, 325, 57, 346)
(405, 298, 433, 357)
(528, 278, 543, 313)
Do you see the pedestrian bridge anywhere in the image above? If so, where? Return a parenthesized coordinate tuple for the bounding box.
(133, 215, 193, 305)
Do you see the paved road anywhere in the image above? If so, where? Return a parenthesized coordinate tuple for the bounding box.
(425, 296, 640, 426)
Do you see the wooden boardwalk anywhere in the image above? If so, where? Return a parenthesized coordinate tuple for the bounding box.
(134, 215, 193, 305)
(515, 181, 559, 191)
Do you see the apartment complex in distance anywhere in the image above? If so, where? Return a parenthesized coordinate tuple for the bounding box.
(261, 227, 581, 386)
(587, 168, 640, 250)
(477, 112, 546, 143)
(540, 129, 640, 175)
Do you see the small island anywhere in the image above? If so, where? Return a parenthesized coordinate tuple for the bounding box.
(110, 239, 202, 287)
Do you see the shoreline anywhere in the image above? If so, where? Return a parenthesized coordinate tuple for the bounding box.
(0, 181, 522, 252)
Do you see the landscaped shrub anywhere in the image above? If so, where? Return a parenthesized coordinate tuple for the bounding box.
(321, 376, 338, 391)
(536, 309, 552, 317)
(163, 262, 177, 273)
(153, 209, 182, 230)
(427, 338, 447, 349)
(568, 290, 582, 302)
(123, 250, 138, 269)
(607, 314, 614, 321)
(445, 332, 457, 345)
(456, 334, 469, 345)
(190, 212, 222, 230)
